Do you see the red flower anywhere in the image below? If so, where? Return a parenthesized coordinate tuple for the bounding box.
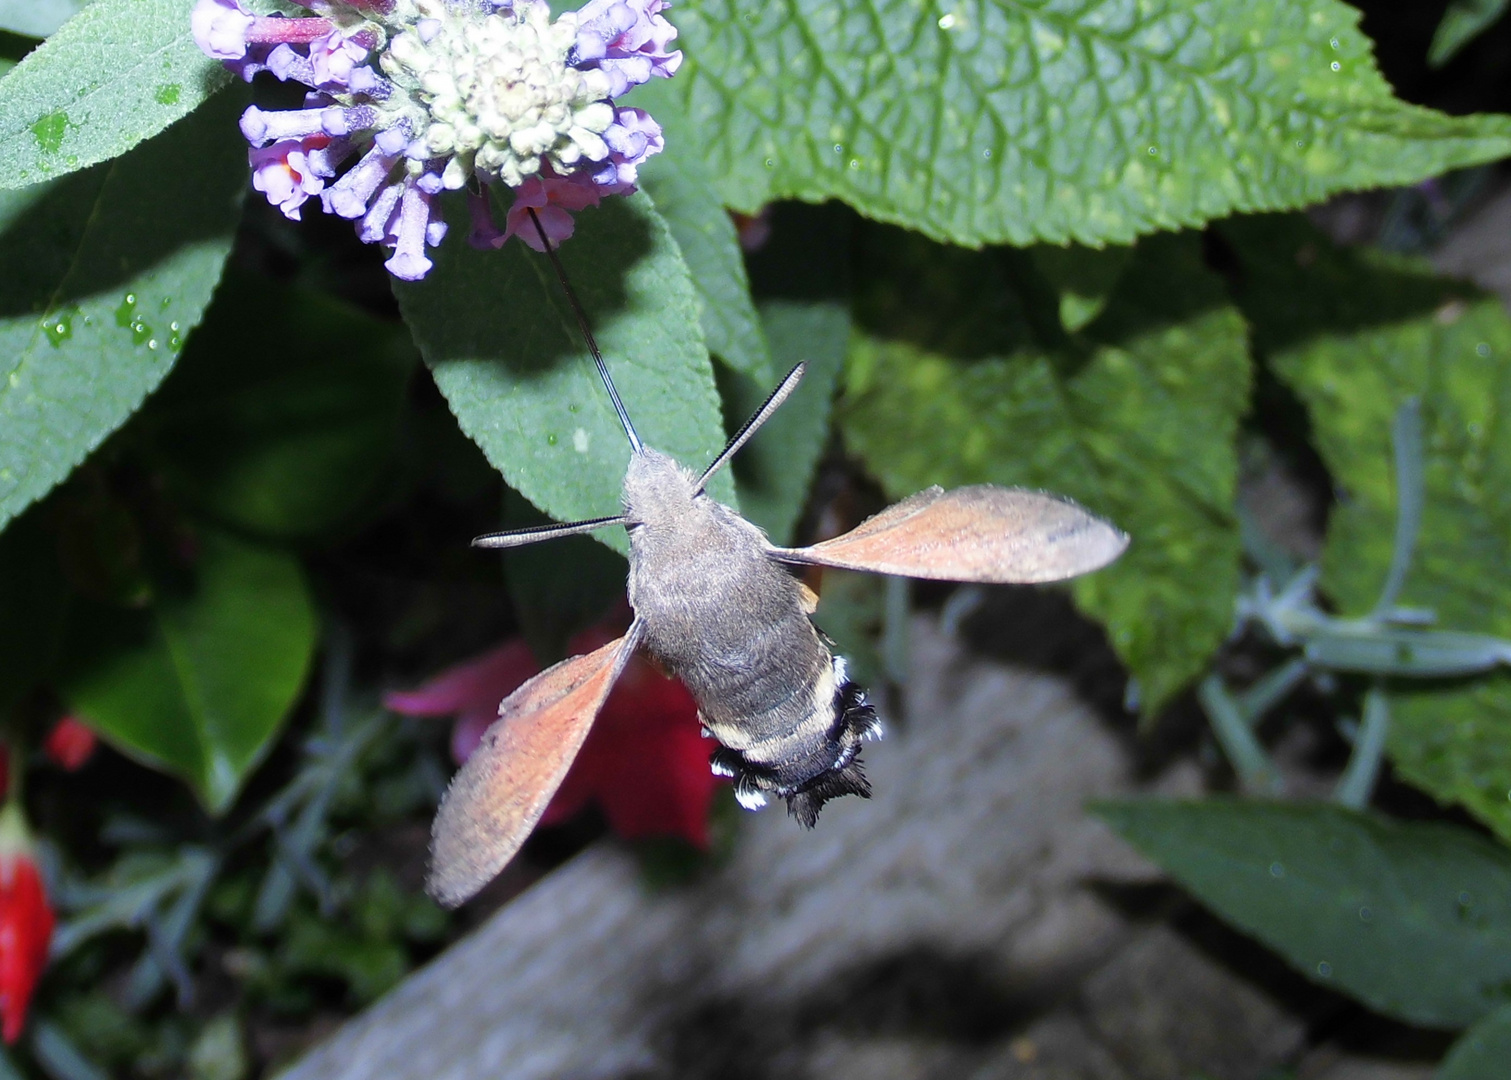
(383, 640, 538, 766)
(386, 613, 721, 848)
(43, 717, 97, 772)
(540, 623, 716, 847)
(0, 807, 54, 1044)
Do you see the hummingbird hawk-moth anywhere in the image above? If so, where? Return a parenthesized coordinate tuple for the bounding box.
(426, 214, 1129, 907)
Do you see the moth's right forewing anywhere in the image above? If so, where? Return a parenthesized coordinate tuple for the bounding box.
(427, 625, 641, 908)
(772, 485, 1128, 584)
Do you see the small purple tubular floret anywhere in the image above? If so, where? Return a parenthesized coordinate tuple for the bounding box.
(191, 0, 682, 280)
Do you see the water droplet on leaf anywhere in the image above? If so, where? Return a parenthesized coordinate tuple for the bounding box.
(114, 294, 137, 328)
(30, 111, 68, 154)
(42, 315, 72, 347)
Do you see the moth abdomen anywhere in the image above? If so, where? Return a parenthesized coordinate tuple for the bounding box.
(708, 660, 881, 827)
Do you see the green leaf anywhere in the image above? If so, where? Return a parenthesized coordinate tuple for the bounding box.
(395, 189, 733, 557)
(721, 202, 854, 545)
(0, 89, 246, 532)
(0, 0, 228, 187)
(642, 0, 1511, 247)
(501, 487, 628, 662)
(133, 270, 418, 542)
(0, 0, 91, 40)
(1439, 1003, 1511, 1079)
(1430, 0, 1509, 68)
(1095, 799, 1511, 1029)
(1221, 214, 1511, 843)
(840, 230, 1249, 712)
(60, 528, 316, 812)
(723, 300, 848, 545)
(638, 111, 769, 377)
(811, 568, 886, 690)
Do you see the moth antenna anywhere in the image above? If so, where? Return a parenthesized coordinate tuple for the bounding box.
(471, 514, 627, 549)
(697, 362, 806, 490)
(527, 208, 644, 455)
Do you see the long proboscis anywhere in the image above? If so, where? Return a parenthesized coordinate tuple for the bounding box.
(527, 208, 643, 454)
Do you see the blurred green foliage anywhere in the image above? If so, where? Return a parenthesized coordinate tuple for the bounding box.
(0, 0, 1508, 1076)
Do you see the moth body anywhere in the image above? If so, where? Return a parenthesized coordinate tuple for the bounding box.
(623, 449, 877, 823)
(428, 227, 1130, 908)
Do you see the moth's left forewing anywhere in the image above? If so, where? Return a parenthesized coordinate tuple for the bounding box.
(771, 485, 1127, 584)
(427, 621, 643, 908)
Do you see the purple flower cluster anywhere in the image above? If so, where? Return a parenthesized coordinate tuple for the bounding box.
(192, 0, 681, 279)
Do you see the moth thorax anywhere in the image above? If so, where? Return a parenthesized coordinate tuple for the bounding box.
(620, 448, 701, 533)
(709, 657, 882, 827)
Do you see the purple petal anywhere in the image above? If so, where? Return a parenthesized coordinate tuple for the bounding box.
(308, 30, 371, 89)
(320, 104, 377, 137)
(250, 140, 328, 220)
(304, 137, 356, 178)
(572, 0, 681, 92)
(374, 126, 410, 155)
(501, 171, 603, 251)
(384, 181, 438, 280)
(321, 144, 398, 217)
(594, 106, 662, 186)
(467, 187, 506, 249)
(358, 181, 404, 242)
(191, 0, 254, 60)
(265, 43, 316, 84)
(240, 105, 329, 146)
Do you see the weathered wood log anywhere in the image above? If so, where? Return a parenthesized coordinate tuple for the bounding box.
(282, 618, 1314, 1080)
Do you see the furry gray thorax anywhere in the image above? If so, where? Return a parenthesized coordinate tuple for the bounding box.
(622, 450, 877, 824)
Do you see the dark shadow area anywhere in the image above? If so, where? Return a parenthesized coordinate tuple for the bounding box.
(390, 187, 652, 378)
(1091, 880, 1456, 1068)
(743, 200, 854, 304)
(0, 30, 36, 64)
(1215, 213, 1477, 355)
(953, 584, 1128, 723)
(0, 89, 249, 317)
(1359, 0, 1511, 118)
(646, 945, 1054, 1080)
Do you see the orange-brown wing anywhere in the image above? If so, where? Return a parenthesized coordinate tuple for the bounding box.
(771, 485, 1128, 584)
(427, 623, 641, 908)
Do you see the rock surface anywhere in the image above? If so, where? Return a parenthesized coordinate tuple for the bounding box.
(283, 616, 1428, 1080)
